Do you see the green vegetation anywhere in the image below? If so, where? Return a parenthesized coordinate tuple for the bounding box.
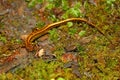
(0, 59, 80, 80)
(0, 34, 7, 43)
(67, 22, 73, 27)
(49, 28, 59, 42)
(78, 30, 86, 37)
(36, 21, 45, 28)
(62, 2, 83, 19)
(27, 0, 43, 8)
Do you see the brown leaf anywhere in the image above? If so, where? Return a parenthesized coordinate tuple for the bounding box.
(61, 53, 78, 63)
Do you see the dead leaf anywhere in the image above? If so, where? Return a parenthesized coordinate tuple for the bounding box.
(35, 49, 45, 57)
(61, 53, 78, 63)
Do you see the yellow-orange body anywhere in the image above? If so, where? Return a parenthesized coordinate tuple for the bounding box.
(25, 18, 105, 51)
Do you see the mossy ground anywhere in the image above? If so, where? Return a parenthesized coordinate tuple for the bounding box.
(0, 0, 120, 80)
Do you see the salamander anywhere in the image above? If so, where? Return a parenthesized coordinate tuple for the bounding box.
(25, 18, 111, 51)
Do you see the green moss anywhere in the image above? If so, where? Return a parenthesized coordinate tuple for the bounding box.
(27, 0, 43, 8)
(68, 28, 77, 35)
(61, 0, 69, 10)
(62, 2, 83, 19)
(78, 30, 86, 37)
(11, 59, 80, 79)
(0, 34, 7, 43)
(49, 28, 59, 42)
(36, 21, 45, 28)
(67, 22, 73, 27)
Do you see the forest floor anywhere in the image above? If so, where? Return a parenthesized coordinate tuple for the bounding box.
(0, 0, 120, 80)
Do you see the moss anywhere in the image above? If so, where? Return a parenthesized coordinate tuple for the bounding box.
(0, 34, 7, 43)
(0, 0, 120, 80)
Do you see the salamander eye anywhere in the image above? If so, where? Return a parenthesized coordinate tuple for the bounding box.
(32, 28, 40, 32)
